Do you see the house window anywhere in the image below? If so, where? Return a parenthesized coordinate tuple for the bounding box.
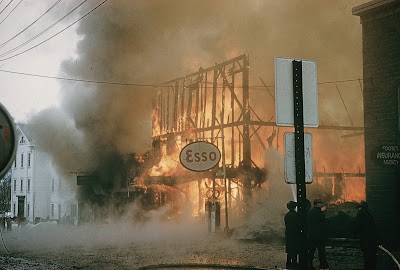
(20, 153, 23, 168)
(20, 136, 25, 143)
(71, 204, 77, 218)
(13, 204, 16, 216)
(27, 179, 30, 192)
(28, 153, 31, 167)
(51, 204, 54, 218)
(27, 204, 30, 217)
(13, 179, 16, 192)
(58, 204, 61, 219)
(51, 179, 55, 192)
(14, 158, 16, 168)
(20, 179, 23, 192)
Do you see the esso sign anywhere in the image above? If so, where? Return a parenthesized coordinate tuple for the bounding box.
(179, 141, 221, 172)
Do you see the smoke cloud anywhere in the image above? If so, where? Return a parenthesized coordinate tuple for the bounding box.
(25, 0, 367, 229)
(28, 0, 365, 172)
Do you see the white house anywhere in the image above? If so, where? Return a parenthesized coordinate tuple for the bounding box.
(11, 124, 78, 224)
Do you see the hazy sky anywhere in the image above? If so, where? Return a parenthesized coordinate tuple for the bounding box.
(0, 0, 81, 122)
(0, 0, 367, 123)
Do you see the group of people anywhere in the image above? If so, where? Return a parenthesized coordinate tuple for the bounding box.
(284, 199, 379, 270)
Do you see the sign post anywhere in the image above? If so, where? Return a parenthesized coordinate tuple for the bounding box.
(292, 60, 308, 269)
(275, 57, 318, 270)
(180, 141, 221, 233)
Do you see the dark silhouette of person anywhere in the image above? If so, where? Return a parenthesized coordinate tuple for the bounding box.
(307, 199, 329, 270)
(284, 200, 300, 269)
(355, 201, 378, 270)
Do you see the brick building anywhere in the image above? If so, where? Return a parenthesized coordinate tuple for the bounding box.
(353, 0, 400, 246)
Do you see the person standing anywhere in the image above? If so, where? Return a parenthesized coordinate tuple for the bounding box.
(355, 201, 378, 270)
(307, 199, 329, 270)
(284, 200, 300, 269)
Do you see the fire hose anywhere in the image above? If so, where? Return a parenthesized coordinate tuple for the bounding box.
(379, 245, 400, 269)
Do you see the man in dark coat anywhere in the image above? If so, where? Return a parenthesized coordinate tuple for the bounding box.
(307, 199, 329, 270)
(355, 201, 378, 270)
(284, 200, 299, 269)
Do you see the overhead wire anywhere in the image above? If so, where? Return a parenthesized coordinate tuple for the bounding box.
(0, 0, 21, 27)
(0, 0, 88, 58)
(0, 0, 12, 16)
(0, 68, 157, 87)
(0, 0, 62, 49)
(0, 0, 109, 62)
(0, 0, 366, 89)
(0, 68, 366, 89)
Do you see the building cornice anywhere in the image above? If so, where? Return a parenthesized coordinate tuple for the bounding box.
(353, 0, 397, 15)
(353, 0, 400, 24)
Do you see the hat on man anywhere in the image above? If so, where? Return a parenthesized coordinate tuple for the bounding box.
(314, 198, 323, 206)
(358, 201, 368, 208)
(286, 200, 297, 210)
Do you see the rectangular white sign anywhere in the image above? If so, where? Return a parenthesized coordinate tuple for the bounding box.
(275, 57, 319, 127)
(284, 132, 313, 184)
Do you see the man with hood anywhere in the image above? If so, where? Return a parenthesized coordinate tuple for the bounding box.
(307, 199, 329, 270)
(356, 201, 378, 270)
(284, 200, 299, 269)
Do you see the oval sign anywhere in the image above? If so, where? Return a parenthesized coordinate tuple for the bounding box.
(0, 103, 17, 179)
(179, 141, 221, 172)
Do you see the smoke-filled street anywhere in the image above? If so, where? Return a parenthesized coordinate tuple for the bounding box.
(0, 221, 366, 270)
(3, 1, 400, 269)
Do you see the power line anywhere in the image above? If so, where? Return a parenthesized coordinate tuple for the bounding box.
(0, 0, 108, 62)
(0, 0, 22, 27)
(0, 68, 367, 89)
(0, 68, 157, 87)
(0, 0, 13, 17)
(0, 0, 62, 49)
(0, 0, 88, 58)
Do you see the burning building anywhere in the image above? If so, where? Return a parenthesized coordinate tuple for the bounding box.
(146, 54, 366, 230)
(21, 2, 370, 230)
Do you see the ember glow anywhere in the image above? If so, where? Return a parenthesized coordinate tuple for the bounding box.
(149, 156, 179, 177)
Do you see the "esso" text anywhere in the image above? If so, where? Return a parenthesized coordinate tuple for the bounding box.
(184, 150, 218, 163)
(179, 141, 221, 172)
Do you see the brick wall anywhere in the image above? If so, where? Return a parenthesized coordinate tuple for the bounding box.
(359, 2, 400, 246)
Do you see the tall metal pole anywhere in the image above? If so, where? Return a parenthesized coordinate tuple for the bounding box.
(292, 60, 308, 269)
(220, 112, 229, 233)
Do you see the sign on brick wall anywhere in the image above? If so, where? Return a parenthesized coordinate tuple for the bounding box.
(371, 145, 400, 166)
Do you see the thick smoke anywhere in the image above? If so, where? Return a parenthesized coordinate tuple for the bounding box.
(27, 1, 366, 225)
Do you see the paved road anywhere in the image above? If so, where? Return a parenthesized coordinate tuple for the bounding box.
(0, 223, 394, 270)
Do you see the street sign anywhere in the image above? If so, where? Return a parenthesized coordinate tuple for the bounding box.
(284, 132, 313, 183)
(0, 103, 17, 179)
(275, 57, 319, 127)
(179, 141, 221, 172)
